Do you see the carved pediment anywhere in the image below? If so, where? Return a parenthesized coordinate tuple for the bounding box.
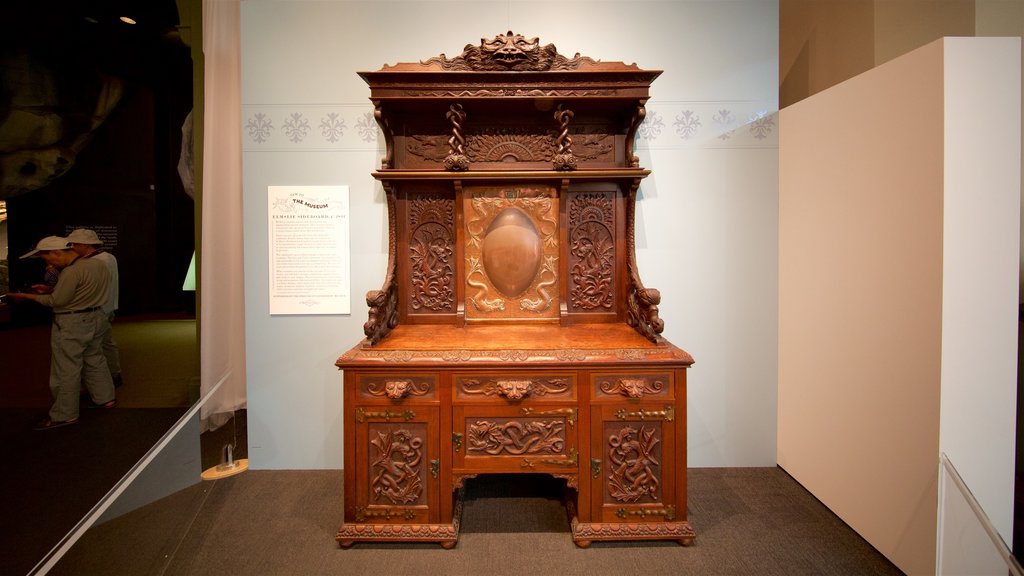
(422, 31, 597, 72)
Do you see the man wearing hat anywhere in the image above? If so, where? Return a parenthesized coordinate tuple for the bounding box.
(7, 235, 117, 430)
(66, 228, 122, 388)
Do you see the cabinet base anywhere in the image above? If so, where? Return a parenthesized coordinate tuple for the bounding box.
(570, 518, 696, 547)
(337, 496, 463, 549)
(567, 501, 696, 547)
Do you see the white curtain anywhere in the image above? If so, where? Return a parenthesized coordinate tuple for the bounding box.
(200, 0, 246, 431)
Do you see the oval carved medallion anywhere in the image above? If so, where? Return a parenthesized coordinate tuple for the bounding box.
(481, 207, 542, 297)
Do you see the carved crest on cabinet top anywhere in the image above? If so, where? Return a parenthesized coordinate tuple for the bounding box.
(408, 130, 614, 165)
(422, 31, 597, 72)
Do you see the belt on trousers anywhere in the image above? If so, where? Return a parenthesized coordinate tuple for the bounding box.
(54, 306, 102, 315)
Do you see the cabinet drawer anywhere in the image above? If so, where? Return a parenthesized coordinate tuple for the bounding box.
(453, 371, 576, 403)
(453, 405, 579, 472)
(591, 371, 674, 401)
(355, 372, 438, 402)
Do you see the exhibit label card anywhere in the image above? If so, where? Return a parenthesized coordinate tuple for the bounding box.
(268, 185, 351, 315)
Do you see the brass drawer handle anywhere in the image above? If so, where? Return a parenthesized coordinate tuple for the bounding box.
(521, 407, 577, 426)
(355, 407, 416, 423)
(614, 405, 674, 422)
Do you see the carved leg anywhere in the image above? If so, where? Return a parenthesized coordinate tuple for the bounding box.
(574, 540, 592, 549)
(677, 536, 694, 546)
(439, 541, 457, 550)
(338, 540, 355, 549)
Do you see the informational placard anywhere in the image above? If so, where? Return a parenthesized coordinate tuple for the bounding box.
(268, 185, 350, 315)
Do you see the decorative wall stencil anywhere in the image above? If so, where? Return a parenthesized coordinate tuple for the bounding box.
(283, 112, 311, 143)
(673, 110, 702, 140)
(242, 103, 776, 151)
(636, 110, 665, 140)
(748, 111, 776, 140)
(320, 112, 346, 143)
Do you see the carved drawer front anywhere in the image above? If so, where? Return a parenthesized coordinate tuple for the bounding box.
(352, 407, 440, 524)
(591, 371, 674, 401)
(356, 373, 438, 402)
(454, 372, 576, 403)
(453, 405, 579, 473)
(590, 403, 677, 523)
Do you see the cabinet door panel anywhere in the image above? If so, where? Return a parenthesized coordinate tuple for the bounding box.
(453, 405, 578, 473)
(353, 407, 440, 524)
(590, 403, 676, 523)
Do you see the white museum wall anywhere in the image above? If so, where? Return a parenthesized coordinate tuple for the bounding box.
(939, 36, 1019, 559)
(240, 0, 779, 470)
(779, 38, 1019, 575)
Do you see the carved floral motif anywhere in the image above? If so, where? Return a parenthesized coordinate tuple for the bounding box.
(370, 428, 424, 505)
(467, 419, 565, 455)
(569, 194, 615, 311)
(409, 196, 455, 312)
(607, 425, 661, 503)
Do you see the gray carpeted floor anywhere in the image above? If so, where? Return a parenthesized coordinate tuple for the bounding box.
(49, 468, 904, 576)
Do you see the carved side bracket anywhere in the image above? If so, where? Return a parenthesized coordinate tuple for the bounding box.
(624, 179, 664, 342)
(364, 185, 399, 344)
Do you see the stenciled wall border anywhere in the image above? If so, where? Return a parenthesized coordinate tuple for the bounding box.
(241, 102, 779, 152)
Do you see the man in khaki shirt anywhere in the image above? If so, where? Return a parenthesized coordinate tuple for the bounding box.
(8, 236, 116, 429)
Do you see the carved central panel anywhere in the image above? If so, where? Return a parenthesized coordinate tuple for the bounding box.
(464, 185, 559, 321)
(466, 418, 566, 456)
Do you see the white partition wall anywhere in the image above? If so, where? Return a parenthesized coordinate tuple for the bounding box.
(779, 38, 1019, 575)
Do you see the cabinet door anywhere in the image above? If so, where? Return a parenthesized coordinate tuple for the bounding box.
(590, 403, 677, 523)
(352, 406, 440, 524)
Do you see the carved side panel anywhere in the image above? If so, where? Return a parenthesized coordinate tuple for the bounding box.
(407, 194, 456, 315)
(463, 185, 560, 321)
(366, 422, 428, 506)
(603, 422, 664, 504)
(568, 193, 616, 313)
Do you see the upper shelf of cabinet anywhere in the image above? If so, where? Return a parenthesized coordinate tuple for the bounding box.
(359, 32, 661, 172)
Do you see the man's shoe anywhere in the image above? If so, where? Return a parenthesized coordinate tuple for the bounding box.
(33, 417, 79, 430)
(90, 399, 117, 410)
(113, 374, 123, 388)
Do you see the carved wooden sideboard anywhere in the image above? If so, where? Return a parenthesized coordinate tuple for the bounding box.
(336, 32, 694, 549)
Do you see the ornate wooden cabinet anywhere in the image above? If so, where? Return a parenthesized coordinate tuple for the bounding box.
(336, 32, 695, 549)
